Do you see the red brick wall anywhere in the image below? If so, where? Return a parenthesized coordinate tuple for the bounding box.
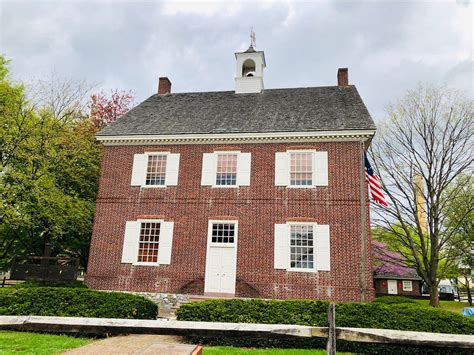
(86, 141, 375, 302)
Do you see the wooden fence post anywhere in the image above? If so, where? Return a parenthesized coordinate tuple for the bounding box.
(326, 302, 336, 355)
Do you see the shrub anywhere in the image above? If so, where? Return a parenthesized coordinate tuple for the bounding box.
(176, 299, 473, 334)
(373, 296, 418, 304)
(12, 280, 87, 288)
(176, 299, 474, 353)
(0, 287, 158, 319)
(176, 299, 329, 326)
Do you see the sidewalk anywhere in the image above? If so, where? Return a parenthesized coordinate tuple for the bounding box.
(63, 334, 202, 355)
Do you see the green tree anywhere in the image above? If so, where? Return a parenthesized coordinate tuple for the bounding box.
(0, 56, 101, 269)
(444, 175, 473, 305)
(371, 84, 473, 307)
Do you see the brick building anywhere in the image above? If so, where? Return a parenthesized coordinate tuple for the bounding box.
(86, 44, 377, 301)
(373, 272, 423, 297)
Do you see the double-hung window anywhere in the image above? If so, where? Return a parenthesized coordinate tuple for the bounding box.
(122, 219, 175, 265)
(289, 224, 314, 270)
(131, 152, 180, 187)
(146, 154, 167, 186)
(275, 150, 328, 187)
(137, 221, 161, 263)
(216, 153, 238, 186)
(201, 151, 251, 187)
(402, 280, 413, 291)
(274, 222, 330, 272)
(290, 152, 313, 186)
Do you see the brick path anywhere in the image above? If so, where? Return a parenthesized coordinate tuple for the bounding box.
(63, 334, 201, 355)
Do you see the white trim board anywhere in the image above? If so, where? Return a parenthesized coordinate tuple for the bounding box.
(96, 130, 376, 146)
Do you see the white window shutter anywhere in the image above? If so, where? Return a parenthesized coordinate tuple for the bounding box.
(315, 224, 330, 271)
(131, 154, 147, 186)
(165, 153, 180, 186)
(275, 152, 289, 186)
(122, 221, 139, 263)
(158, 221, 174, 265)
(237, 153, 251, 186)
(201, 153, 217, 186)
(274, 224, 289, 269)
(313, 151, 328, 186)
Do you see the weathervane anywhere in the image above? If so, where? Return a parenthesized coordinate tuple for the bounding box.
(250, 27, 256, 48)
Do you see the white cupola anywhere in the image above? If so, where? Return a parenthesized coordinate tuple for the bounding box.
(234, 43, 266, 94)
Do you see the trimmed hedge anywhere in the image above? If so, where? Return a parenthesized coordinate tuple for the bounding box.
(176, 299, 474, 335)
(0, 287, 158, 319)
(12, 280, 87, 289)
(176, 299, 474, 353)
(372, 296, 418, 304)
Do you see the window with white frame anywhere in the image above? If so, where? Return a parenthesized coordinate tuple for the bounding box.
(211, 222, 236, 244)
(275, 150, 328, 187)
(122, 220, 174, 265)
(289, 224, 314, 270)
(289, 152, 313, 186)
(131, 152, 180, 187)
(216, 153, 238, 186)
(137, 221, 161, 263)
(145, 154, 167, 186)
(402, 280, 413, 291)
(201, 152, 251, 187)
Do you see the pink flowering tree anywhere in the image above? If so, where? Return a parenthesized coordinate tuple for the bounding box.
(89, 89, 134, 129)
(372, 240, 415, 276)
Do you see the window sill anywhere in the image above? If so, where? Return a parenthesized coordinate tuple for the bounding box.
(139, 185, 168, 188)
(211, 185, 239, 188)
(133, 262, 161, 266)
(286, 268, 317, 273)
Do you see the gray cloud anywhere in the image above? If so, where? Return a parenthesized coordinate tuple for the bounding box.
(1, 0, 472, 121)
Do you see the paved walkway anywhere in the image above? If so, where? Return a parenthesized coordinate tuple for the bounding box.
(64, 334, 201, 355)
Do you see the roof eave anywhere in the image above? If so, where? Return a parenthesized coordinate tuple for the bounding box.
(96, 129, 376, 146)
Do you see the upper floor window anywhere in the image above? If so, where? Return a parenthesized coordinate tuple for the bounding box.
(146, 154, 167, 186)
(290, 152, 313, 186)
(216, 153, 238, 186)
(130, 152, 180, 187)
(275, 150, 328, 187)
(201, 151, 251, 187)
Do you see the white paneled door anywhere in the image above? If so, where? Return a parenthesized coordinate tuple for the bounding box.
(204, 247, 236, 294)
(387, 280, 398, 295)
(204, 221, 238, 295)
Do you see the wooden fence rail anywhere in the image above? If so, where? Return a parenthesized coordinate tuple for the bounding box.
(1, 316, 473, 349)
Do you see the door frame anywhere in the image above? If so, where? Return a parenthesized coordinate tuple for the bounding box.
(387, 279, 398, 295)
(204, 220, 238, 295)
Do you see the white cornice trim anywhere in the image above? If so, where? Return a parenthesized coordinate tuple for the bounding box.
(96, 130, 376, 146)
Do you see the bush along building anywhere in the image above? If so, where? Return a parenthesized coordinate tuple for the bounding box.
(86, 43, 377, 301)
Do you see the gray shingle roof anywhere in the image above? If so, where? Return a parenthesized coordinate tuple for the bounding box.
(97, 85, 376, 136)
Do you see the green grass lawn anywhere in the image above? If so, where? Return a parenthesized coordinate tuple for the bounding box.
(203, 347, 333, 354)
(0, 330, 92, 354)
(413, 299, 470, 313)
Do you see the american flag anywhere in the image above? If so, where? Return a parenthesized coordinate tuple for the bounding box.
(364, 153, 388, 206)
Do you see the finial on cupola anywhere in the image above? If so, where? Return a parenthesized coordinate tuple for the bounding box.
(234, 29, 266, 94)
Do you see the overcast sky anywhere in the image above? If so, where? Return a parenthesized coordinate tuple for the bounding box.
(0, 0, 472, 120)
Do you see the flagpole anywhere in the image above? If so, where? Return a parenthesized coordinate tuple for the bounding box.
(359, 143, 369, 302)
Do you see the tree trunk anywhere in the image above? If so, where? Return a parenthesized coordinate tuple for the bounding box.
(467, 284, 472, 306)
(429, 283, 439, 307)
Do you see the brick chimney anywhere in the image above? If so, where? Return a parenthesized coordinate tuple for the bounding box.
(337, 68, 349, 87)
(158, 77, 172, 95)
